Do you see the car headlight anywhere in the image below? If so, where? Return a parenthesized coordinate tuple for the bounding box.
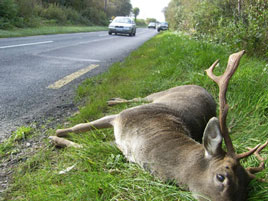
(109, 25, 115, 29)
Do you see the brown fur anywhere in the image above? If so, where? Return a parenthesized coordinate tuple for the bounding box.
(54, 85, 251, 201)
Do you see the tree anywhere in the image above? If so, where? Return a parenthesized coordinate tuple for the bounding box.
(106, 0, 132, 18)
(164, 0, 268, 58)
(146, 18, 157, 24)
(133, 7, 139, 22)
(116, 0, 132, 16)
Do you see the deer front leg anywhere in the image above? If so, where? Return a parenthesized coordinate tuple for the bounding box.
(56, 114, 118, 137)
(49, 114, 118, 148)
(49, 136, 82, 148)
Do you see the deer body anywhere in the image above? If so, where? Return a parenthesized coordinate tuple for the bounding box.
(51, 51, 267, 201)
(113, 85, 216, 176)
(112, 85, 249, 201)
(53, 85, 249, 201)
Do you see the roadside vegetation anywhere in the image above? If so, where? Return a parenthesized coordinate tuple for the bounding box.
(0, 0, 148, 37)
(2, 32, 267, 200)
(165, 0, 268, 59)
(0, 0, 143, 37)
(0, 0, 132, 29)
(0, 26, 107, 38)
(0, 126, 32, 158)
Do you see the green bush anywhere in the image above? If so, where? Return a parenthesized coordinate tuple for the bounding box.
(193, 2, 221, 35)
(136, 19, 146, 27)
(41, 3, 67, 24)
(82, 7, 108, 25)
(0, 18, 13, 29)
(166, 0, 268, 59)
(0, 0, 42, 28)
(64, 7, 81, 24)
(0, 0, 17, 19)
(215, 2, 268, 57)
(0, 0, 129, 29)
(0, 0, 18, 29)
(16, 0, 39, 18)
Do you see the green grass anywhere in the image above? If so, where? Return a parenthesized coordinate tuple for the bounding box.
(2, 32, 268, 201)
(0, 26, 108, 38)
(0, 126, 33, 158)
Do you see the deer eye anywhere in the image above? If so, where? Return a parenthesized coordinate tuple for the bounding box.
(216, 174, 225, 182)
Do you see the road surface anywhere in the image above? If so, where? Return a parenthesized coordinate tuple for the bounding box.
(0, 28, 158, 141)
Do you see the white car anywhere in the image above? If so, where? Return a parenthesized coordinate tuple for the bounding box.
(108, 17, 136, 36)
(148, 22, 156, 29)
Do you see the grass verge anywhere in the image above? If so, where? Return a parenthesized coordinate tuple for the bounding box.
(0, 26, 107, 38)
(2, 32, 268, 201)
(0, 126, 33, 157)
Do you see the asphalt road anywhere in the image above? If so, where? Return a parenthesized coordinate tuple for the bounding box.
(0, 28, 158, 141)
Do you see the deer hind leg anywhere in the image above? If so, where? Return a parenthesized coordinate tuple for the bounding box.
(49, 114, 118, 148)
(107, 87, 184, 106)
(107, 97, 149, 106)
(107, 91, 168, 106)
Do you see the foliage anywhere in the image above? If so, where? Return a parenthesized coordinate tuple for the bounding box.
(0, 0, 133, 29)
(133, 7, 140, 22)
(82, 7, 108, 26)
(0, 126, 32, 157)
(165, 0, 268, 59)
(0, 0, 18, 29)
(3, 32, 267, 201)
(41, 3, 67, 23)
(106, 0, 132, 19)
(135, 18, 147, 27)
(145, 18, 157, 24)
(0, 0, 18, 19)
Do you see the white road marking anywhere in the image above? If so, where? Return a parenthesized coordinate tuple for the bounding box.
(0, 41, 54, 49)
(79, 37, 115, 45)
(47, 64, 99, 89)
(138, 30, 154, 35)
(38, 54, 101, 62)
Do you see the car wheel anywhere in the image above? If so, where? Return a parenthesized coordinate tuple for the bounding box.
(133, 32, 136, 36)
(108, 31, 112, 35)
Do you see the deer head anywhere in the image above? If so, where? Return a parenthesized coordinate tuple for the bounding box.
(194, 50, 268, 201)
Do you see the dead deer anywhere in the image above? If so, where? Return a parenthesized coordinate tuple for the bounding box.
(49, 50, 267, 201)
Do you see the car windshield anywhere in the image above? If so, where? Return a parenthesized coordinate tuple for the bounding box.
(113, 18, 131, 24)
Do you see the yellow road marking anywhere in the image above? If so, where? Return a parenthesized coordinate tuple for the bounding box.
(47, 64, 99, 89)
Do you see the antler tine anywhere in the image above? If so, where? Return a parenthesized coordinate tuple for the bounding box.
(236, 144, 261, 159)
(205, 50, 246, 156)
(246, 141, 268, 179)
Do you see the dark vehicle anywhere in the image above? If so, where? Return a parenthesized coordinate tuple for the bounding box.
(148, 22, 156, 29)
(157, 22, 168, 32)
(108, 16, 136, 36)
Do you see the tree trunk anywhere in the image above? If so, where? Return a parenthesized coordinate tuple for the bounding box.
(238, 0, 242, 15)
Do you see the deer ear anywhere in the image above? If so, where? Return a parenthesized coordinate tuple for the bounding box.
(203, 117, 223, 158)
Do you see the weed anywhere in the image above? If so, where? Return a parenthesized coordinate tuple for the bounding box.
(0, 126, 32, 157)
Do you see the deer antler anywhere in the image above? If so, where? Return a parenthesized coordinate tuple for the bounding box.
(246, 141, 268, 180)
(205, 50, 245, 156)
(205, 51, 268, 176)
